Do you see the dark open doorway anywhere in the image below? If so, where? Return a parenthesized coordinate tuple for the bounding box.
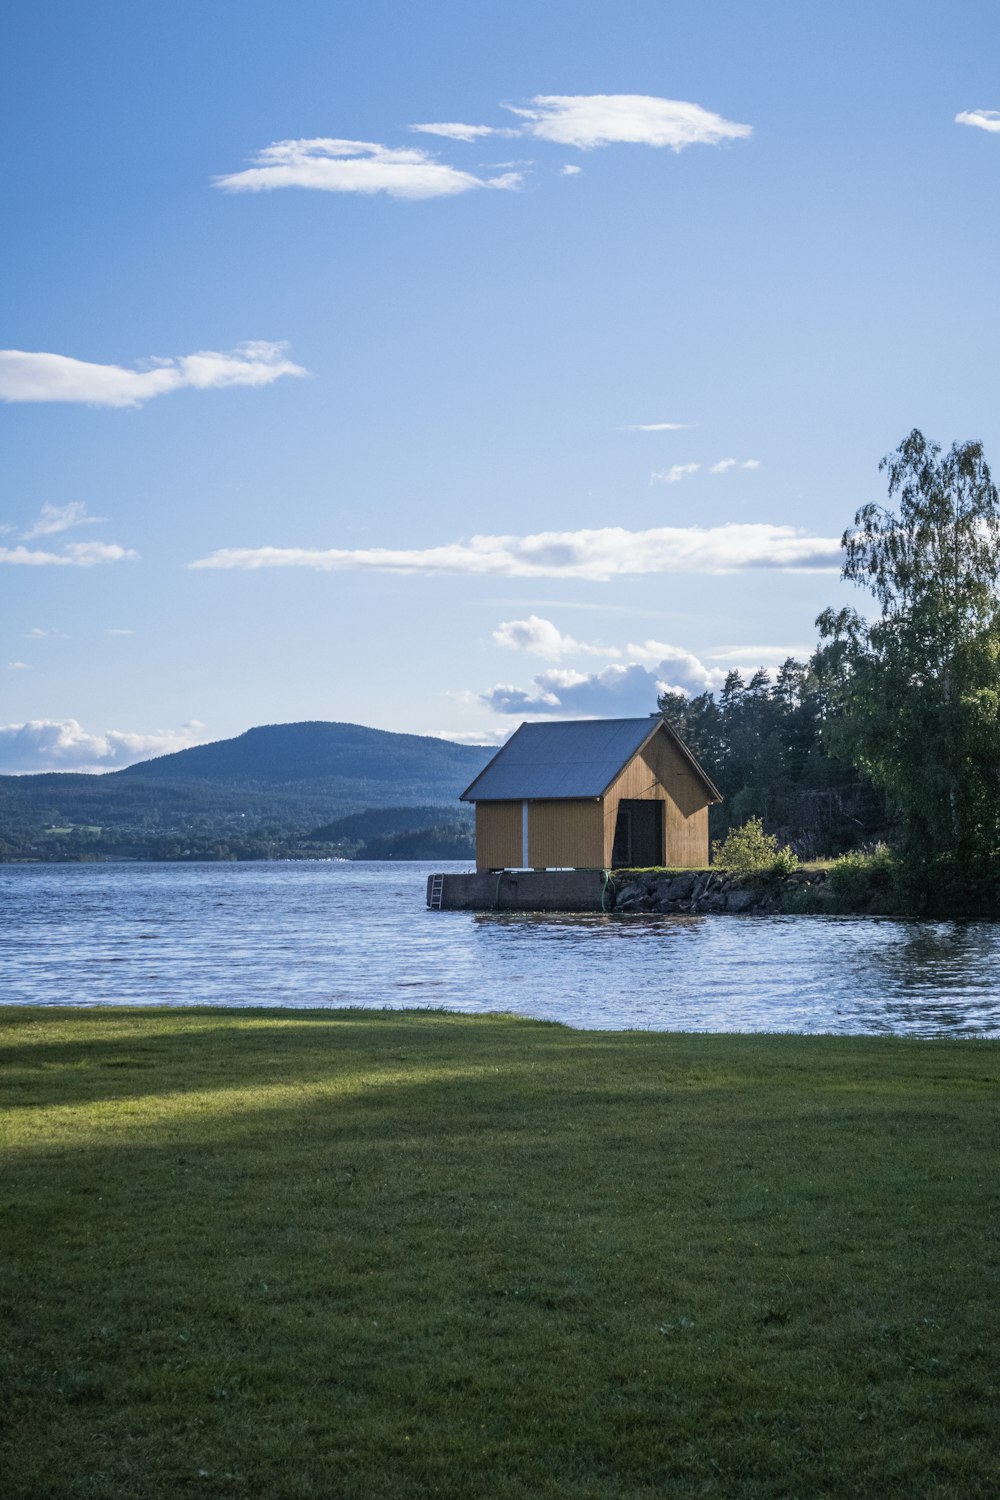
(611, 800, 664, 867)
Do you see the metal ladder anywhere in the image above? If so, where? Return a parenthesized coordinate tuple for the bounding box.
(428, 873, 445, 910)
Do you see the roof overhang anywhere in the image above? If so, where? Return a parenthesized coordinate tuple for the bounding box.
(460, 717, 722, 804)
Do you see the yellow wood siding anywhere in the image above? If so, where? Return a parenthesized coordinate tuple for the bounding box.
(475, 802, 522, 871)
(602, 727, 711, 867)
(474, 724, 715, 870)
(528, 800, 604, 868)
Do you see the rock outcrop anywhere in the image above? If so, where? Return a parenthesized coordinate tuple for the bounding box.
(609, 867, 830, 915)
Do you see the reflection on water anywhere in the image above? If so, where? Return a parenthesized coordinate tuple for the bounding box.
(1, 861, 999, 1036)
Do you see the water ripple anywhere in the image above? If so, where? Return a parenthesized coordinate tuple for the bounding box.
(1, 862, 999, 1035)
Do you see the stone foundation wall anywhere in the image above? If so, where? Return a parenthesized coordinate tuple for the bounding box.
(429, 867, 833, 914)
(610, 868, 830, 915)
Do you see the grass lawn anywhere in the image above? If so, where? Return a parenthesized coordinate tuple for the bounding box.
(2, 1008, 998, 1499)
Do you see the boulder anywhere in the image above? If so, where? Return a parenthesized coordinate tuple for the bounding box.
(725, 888, 757, 912)
(662, 871, 698, 900)
(697, 892, 727, 912)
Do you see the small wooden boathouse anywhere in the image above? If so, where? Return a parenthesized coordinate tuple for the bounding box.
(459, 717, 721, 872)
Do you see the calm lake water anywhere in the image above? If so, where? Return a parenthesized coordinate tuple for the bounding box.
(1, 860, 999, 1036)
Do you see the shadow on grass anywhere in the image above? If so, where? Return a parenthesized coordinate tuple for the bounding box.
(3, 1009, 998, 1127)
(2, 1011, 999, 1498)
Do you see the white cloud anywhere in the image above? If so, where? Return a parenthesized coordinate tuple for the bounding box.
(431, 727, 511, 746)
(215, 137, 522, 199)
(106, 627, 134, 636)
(7, 661, 30, 671)
(1, 542, 136, 567)
(0, 719, 210, 774)
(22, 501, 106, 539)
(709, 457, 760, 474)
(475, 628, 835, 717)
(190, 522, 840, 579)
(651, 463, 700, 484)
(706, 643, 813, 665)
(507, 94, 752, 151)
(483, 651, 723, 717)
(480, 630, 757, 717)
(560, 164, 582, 176)
(621, 639, 715, 676)
(0, 342, 305, 409)
(482, 681, 561, 713)
(623, 422, 691, 431)
(955, 109, 1000, 134)
(492, 614, 616, 659)
(25, 627, 67, 639)
(220, 94, 748, 209)
(410, 122, 515, 142)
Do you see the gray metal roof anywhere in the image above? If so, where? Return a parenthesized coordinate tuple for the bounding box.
(461, 717, 664, 802)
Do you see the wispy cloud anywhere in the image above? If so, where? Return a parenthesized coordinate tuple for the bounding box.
(623, 422, 692, 432)
(651, 463, 700, 484)
(215, 138, 522, 199)
(409, 122, 517, 142)
(560, 164, 582, 176)
(705, 643, 812, 665)
(25, 627, 67, 639)
(21, 501, 106, 539)
(955, 109, 1000, 134)
(653, 457, 759, 480)
(431, 727, 511, 746)
(189, 522, 840, 579)
(0, 718, 209, 774)
(507, 94, 752, 151)
(0, 342, 305, 408)
(1, 542, 136, 567)
(493, 614, 617, 659)
(709, 458, 760, 474)
(6, 661, 30, 671)
(220, 94, 748, 206)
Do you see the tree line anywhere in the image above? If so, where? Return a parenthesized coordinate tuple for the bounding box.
(661, 430, 1000, 914)
(658, 657, 888, 858)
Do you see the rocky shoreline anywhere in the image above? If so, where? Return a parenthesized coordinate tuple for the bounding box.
(430, 863, 900, 915)
(610, 867, 832, 915)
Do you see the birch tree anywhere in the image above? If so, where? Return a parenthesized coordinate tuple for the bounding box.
(817, 430, 1000, 901)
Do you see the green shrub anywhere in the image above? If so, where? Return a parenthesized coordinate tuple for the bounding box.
(712, 816, 799, 876)
(768, 844, 800, 877)
(828, 844, 899, 909)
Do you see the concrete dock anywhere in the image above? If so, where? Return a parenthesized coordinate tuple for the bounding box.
(427, 869, 612, 912)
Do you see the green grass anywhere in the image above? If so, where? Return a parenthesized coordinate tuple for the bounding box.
(2, 1008, 998, 1499)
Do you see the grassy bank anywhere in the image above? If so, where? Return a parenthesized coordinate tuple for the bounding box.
(2, 1008, 998, 1498)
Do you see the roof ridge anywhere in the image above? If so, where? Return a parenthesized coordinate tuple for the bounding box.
(460, 716, 720, 803)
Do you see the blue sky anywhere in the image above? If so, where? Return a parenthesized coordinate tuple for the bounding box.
(2, 0, 998, 771)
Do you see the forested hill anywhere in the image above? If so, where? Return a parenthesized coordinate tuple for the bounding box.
(117, 721, 490, 793)
(0, 722, 493, 860)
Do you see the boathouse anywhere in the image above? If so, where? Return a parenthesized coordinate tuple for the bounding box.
(460, 717, 721, 872)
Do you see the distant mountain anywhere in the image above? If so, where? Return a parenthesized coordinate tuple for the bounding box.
(0, 721, 495, 860)
(118, 721, 490, 795)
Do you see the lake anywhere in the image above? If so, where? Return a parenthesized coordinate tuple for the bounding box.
(2, 860, 999, 1036)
